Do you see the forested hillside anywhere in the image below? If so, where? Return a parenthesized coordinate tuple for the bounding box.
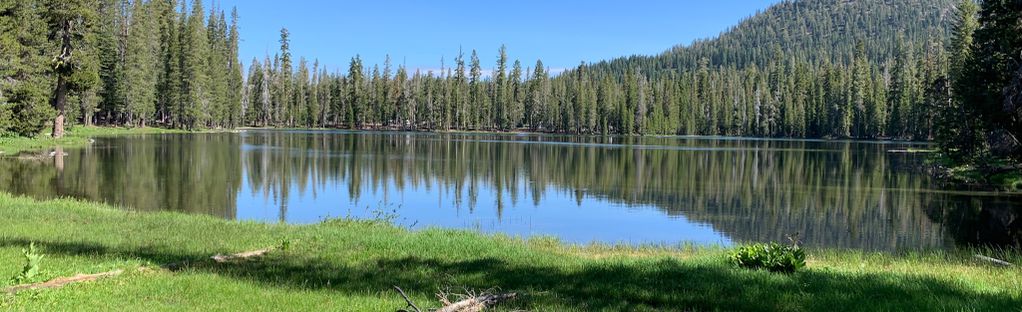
(591, 0, 955, 76)
(577, 0, 958, 138)
(0, 0, 974, 140)
(237, 0, 960, 139)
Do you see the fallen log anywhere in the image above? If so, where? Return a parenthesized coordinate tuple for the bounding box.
(162, 246, 276, 270)
(3, 269, 124, 294)
(211, 247, 275, 263)
(975, 255, 1014, 267)
(435, 292, 517, 312)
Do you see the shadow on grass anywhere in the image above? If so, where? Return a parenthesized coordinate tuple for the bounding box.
(1, 238, 1018, 311)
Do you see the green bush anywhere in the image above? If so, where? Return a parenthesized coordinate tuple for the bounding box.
(13, 242, 44, 283)
(727, 242, 806, 273)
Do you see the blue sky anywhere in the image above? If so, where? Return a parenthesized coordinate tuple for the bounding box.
(204, 0, 781, 74)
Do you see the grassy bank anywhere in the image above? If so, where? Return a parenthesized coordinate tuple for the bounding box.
(0, 126, 187, 155)
(0, 194, 1019, 311)
(930, 154, 1022, 192)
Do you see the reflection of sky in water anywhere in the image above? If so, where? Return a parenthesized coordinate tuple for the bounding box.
(237, 174, 731, 246)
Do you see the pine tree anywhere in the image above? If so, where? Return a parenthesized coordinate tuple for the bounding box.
(178, 0, 210, 128)
(96, 0, 125, 125)
(851, 41, 870, 137)
(45, 0, 99, 137)
(394, 64, 409, 128)
(452, 49, 468, 129)
(525, 60, 548, 131)
(386, 59, 402, 127)
(205, 9, 228, 128)
(244, 58, 263, 125)
(277, 28, 292, 126)
(937, 0, 981, 157)
(155, 0, 180, 125)
(469, 50, 486, 129)
(226, 7, 243, 127)
(0, 0, 52, 136)
(295, 57, 309, 127)
(123, 0, 160, 127)
(888, 39, 919, 139)
(347, 55, 364, 129)
(494, 45, 510, 130)
(510, 59, 524, 129)
(71, 22, 102, 127)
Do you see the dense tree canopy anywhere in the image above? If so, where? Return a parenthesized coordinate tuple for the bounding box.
(0, 0, 241, 136)
(3, 0, 1013, 145)
(940, 0, 1022, 162)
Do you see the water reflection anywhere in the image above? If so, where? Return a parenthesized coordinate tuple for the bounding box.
(1, 130, 1019, 250)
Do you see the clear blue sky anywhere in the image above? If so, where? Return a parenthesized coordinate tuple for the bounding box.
(204, 0, 781, 75)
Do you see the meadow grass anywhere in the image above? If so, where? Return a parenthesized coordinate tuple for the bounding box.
(0, 193, 1019, 311)
(0, 126, 187, 155)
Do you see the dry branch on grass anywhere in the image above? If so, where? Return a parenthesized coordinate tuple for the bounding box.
(975, 255, 1014, 267)
(163, 247, 276, 270)
(394, 286, 518, 312)
(435, 293, 518, 312)
(3, 270, 124, 294)
(211, 247, 275, 263)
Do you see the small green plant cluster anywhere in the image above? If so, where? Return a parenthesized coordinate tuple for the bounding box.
(727, 242, 805, 273)
(13, 242, 44, 283)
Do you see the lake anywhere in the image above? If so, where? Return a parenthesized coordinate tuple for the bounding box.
(2, 130, 1020, 251)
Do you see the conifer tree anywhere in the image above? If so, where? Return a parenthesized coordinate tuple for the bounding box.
(0, 0, 52, 136)
(155, 0, 180, 125)
(179, 0, 210, 128)
(277, 28, 292, 126)
(469, 50, 486, 129)
(347, 55, 364, 129)
(97, 0, 125, 124)
(123, 0, 160, 127)
(494, 45, 510, 130)
(452, 49, 468, 129)
(525, 60, 548, 130)
(45, 0, 99, 137)
(226, 8, 243, 127)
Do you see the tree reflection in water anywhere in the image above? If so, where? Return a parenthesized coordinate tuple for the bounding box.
(1, 130, 1018, 250)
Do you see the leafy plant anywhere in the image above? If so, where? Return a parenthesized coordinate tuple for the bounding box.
(278, 238, 293, 251)
(13, 242, 44, 283)
(727, 242, 805, 273)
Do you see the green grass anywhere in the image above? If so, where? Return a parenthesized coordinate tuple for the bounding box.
(0, 126, 187, 155)
(0, 194, 1019, 311)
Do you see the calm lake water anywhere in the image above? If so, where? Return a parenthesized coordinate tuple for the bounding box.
(2, 130, 1020, 250)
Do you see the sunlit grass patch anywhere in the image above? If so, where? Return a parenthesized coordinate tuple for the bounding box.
(0, 193, 1020, 311)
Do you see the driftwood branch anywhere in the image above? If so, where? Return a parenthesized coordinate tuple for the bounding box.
(975, 255, 1014, 267)
(393, 286, 422, 312)
(3, 269, 124, 294)
(435, 292, 518, 312)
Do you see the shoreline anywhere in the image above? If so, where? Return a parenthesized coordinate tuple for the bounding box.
(0, 126, 187, 156)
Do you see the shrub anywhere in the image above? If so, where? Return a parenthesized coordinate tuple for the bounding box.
(13, 242, 44, 283)
(727, 242, 805, 273)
